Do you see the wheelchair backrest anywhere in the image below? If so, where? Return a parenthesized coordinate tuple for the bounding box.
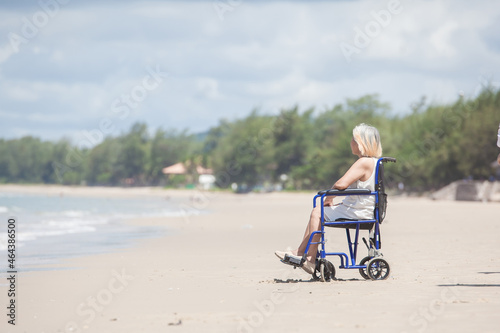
(375, 157, 396, 223)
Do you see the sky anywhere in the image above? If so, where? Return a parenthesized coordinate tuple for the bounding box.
(1, 0, 500, 145)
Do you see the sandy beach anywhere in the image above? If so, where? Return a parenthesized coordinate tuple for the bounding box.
(1, 185, 499, 333)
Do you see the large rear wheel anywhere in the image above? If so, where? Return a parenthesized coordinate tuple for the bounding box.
(358, 256, 371, 280)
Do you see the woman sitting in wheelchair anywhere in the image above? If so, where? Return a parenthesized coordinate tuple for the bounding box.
(275, 123, 383, 274)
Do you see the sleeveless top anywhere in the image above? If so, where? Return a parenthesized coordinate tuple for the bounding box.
(339, 157, 378, 220)
(497, 124, 500, 147)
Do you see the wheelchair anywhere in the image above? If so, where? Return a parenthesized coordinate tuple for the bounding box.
(282, 157, 396, 282)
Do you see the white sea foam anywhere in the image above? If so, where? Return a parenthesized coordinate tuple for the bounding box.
(61, 210, 91, 218)
(0, 217, 102, 251)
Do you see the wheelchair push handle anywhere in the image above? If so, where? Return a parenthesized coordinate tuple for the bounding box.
(381, 157, 396, 163)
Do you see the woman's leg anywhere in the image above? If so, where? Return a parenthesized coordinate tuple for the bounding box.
(296, 205, 322, 262)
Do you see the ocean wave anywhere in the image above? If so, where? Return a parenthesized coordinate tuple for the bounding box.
(0, 194, 208, 252)
(61, 210, 91, 218)
(0, 222, 97, 251)
(0, 192, 27, 198)
(42, 216, 107, 226)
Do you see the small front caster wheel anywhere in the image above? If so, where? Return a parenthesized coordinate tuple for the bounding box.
(312, 261, 321, 281)
(319, 260, 335, 282)
(367, 258, 390, 280)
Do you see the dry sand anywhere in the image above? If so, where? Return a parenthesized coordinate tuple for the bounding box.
(1, 185, 499, 333)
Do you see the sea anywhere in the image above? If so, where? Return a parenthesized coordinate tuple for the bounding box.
(0, 191, 202, 274)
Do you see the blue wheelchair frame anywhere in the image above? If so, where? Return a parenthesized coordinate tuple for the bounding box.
(299, 157, 396, 281)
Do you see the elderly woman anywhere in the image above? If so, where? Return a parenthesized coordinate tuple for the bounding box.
(275, 123, 383, 274)
(497, 123, 500, 164)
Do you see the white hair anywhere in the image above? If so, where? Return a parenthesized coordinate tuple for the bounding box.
(352, 123, 382, 157)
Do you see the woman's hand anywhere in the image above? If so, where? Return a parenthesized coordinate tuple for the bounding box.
(497, 153, 500, 165)
(323, 196, 335, 206)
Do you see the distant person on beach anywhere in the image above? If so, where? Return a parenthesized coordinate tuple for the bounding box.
(275, 123, 383, 274)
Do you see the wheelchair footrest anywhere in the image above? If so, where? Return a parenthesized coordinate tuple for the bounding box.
(281, 254, 306, 268)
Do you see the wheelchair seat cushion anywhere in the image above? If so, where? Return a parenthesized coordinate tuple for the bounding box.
(326, 218, 374, 230)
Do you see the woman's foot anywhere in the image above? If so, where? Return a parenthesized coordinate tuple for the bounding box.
(301, 259, 316, 274)
(274, 249, 299, 260)
(276, 250, 316, 274)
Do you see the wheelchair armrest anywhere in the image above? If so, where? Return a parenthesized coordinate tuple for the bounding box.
(317, 188, 372, 196)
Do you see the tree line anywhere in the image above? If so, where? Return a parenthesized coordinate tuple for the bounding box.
(1, 88, 499, 192)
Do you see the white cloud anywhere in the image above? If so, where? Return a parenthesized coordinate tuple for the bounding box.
(0, 44, 15, 64)
(429, 21, 459, 58)
(195, 77, 224, 100)
(2, 83, 39, 101)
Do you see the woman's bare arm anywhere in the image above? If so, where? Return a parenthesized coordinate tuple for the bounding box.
(332, 158, 372, 190)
